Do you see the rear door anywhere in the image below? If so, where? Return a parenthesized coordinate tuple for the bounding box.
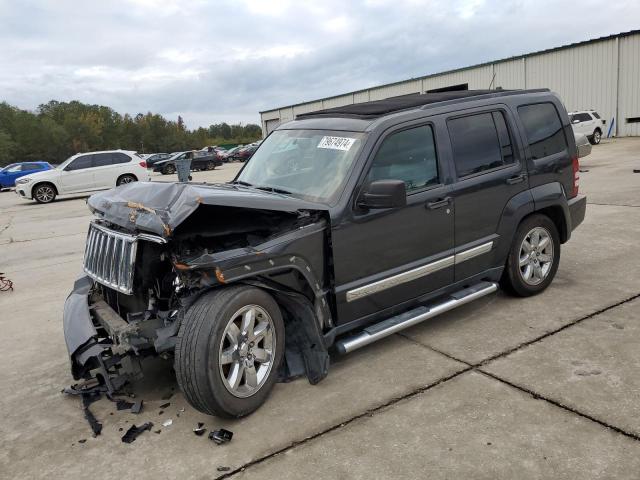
(59, 154, 95, 193)
(332, 122, 455, 323)
(93, 152, 132, 188)
(446, 107, 528, 281)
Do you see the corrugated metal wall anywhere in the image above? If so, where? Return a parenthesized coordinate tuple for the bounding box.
(619, 34, 640, 136)
(261, 32, 639, 137)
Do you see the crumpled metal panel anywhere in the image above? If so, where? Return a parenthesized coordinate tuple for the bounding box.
(87, 181, 327, 238)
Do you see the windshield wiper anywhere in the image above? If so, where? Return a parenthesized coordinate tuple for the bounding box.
(232, 180, 253, 187)
(255, 185, 293, 195)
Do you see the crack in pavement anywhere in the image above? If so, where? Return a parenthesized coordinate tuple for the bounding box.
(587, 202, 640, 208)
(0, 212, 13, 236)
(222, 291, 640, 478)
(215, 366, 473, 479)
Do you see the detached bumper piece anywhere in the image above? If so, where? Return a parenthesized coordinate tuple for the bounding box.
(63, 276, 142, 394)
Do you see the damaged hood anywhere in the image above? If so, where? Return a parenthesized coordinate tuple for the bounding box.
(87, 181, 327, 237)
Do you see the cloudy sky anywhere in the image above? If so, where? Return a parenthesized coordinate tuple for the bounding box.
(0, 0, 637, 128)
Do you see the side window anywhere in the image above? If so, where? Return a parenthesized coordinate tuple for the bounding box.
(93, 153, 114, 167)
(66, 155, 94, 171)
(592, 111, 601, 119)
(24, 164, 42, 170)
(112, 153, 131, 164)
(367, 125, 439, 192)
(448, 111, 513, 178)
(517, 103, 568, 160)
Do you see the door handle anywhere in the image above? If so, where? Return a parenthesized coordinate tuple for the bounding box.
(506, 173, 526, 185)
(426, 197, 451, 210)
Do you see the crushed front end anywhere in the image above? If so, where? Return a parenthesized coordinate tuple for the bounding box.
(64, 220, 181, 393)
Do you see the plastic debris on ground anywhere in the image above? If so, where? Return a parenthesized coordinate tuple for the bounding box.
(130, 400, 143, 414)
(121, 422, 154, 443)
(116, 399, 135, 411)
(217, 466, 231, 472)
(193, 422, 206, 436)
(162, 419, 173, 427)
(159, 402, 171, 409)
(209, 428, 233, 444)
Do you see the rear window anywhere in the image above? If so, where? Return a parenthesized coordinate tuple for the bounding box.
(448, 111, 515, 178)
(592, 111, 601, 119)
(517, 103, 568, 160)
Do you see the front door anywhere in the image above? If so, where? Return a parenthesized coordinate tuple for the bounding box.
(446, 108, 529, 281)
(59, 154, 95, 193)
(332, 122, 455, 324)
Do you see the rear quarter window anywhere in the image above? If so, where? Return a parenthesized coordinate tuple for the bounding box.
(517, 103, 568, 160)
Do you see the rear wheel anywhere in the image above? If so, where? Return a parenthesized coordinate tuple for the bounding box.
(33, 183, 56, 203)
(116, 174, 137, 186)
(175, 286, 284, 418)
(162, 164, 176, 175)
(590, 129, 602, 145)
(501, 214, 560, 297)
(206, 161, 216, 170)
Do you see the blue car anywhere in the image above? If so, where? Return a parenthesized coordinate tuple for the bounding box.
(0, 161, 53, 188)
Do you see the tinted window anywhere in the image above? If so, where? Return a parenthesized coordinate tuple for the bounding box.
(66, 155, 93, 170)
(367, 125, 438, 192)
(22, 164, 41, 171)
(573, 113, 591, 122)
(592, 111, 601, 119)
(518, 103, 567, 160)
(93, 153, 114, 167)
(112, 152, 131, 164)
(448, 112, 513, 178)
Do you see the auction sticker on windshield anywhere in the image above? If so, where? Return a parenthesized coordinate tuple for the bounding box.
(317, 136, 356, 151)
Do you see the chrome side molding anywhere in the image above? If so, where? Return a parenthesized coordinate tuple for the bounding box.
(346, 241, 493, 303)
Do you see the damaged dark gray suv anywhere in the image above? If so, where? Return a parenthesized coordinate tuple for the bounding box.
(64, 89, 586, 417)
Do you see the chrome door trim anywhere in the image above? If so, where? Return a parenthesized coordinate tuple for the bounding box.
(345, 241, 493, 303)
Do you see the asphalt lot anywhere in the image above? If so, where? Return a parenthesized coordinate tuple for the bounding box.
(1, 140, 639, 479)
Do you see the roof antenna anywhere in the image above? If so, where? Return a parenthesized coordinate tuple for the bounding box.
(488, 72, 496, 90)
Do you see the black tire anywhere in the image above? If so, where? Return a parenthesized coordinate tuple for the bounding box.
(589, 128, 602, 145)
(33, 183, 57, 203)
(162, 164, 176, 175)
(175, 286, 285, 418)
(501, 214, 561, 297)
(206, 161, 216, 171)
(116, 174, 137, 186)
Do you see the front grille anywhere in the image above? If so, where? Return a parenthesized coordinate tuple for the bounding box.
(83, 223, 139, 294)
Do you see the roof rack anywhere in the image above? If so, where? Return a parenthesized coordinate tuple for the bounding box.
(296, 89, 550, 120)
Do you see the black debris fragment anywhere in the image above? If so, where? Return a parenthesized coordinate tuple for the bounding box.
(154, 430, 162, 434)
(116, 399, 135, 411)
(130, 400, 143, 414)
(121, 422, 154, 443)
(193, 423, 206, 436)
(158, 411, 164, 415)
(82, 394, 103, 437)
(209, 428, 233, 445)
(159, 402, 171, 409)
(217, 466, 231, 472)
(78, 439, 87, 444)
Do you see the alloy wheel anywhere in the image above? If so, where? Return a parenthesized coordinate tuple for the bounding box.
(35, 185, 54, 202)
(518, 226, 554, 285)
(218, 305, 275, 398)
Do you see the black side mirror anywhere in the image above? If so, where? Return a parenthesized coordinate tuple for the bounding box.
(358, 179, 407, 209)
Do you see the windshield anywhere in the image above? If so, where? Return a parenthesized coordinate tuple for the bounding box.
(1, 164, 18, 172)
(236, 129, 366, 204)
(57, 156, 77, 170)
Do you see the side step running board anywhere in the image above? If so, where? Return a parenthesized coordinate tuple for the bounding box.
(335, 281, 498, 354)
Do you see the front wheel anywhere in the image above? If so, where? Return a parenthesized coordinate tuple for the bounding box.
(175, 286, 285, 418)
(162, 164, 176, 175)
(33, 183, 56, 203)
(590, 129, 602, 145)
(501, 214, 560, 297)
(206, 161, 216, 170)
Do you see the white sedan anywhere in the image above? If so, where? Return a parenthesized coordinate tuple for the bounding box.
(15, 150, 151, 203)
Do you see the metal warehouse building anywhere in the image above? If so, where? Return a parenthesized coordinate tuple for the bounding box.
(260, 30, 640, 137)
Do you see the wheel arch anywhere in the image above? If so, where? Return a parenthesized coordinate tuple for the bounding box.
(117, 172, 138, 182)
(32, 180, 59, 196)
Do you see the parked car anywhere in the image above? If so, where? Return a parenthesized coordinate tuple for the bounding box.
(0, 161, 53, 188)
(232, 144, 258, 162)
(569, 110, 606, 145)
(63, 89, 586, 419)
(220, 145, 243, 161)
(144, 153, 172, 167)
(153, 151, 222, 175)
(15, 150, 150, 203)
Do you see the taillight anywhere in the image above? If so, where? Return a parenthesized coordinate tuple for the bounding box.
(571, 155, 579, 197)
(139, 161, 147, 168)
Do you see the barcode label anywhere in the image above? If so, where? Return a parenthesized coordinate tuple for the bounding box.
(317, 136, 356, 151)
